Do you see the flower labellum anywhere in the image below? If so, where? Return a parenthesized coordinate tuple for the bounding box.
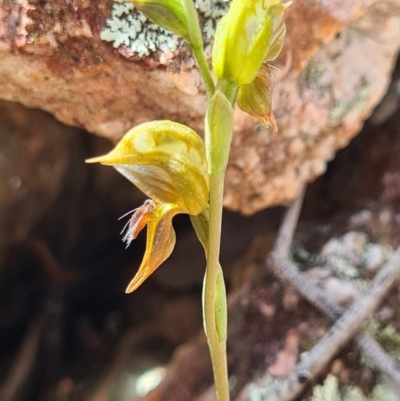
(212, 0, 290, 86)
(87, 120, 209, 292)
(121, 200, 178, 292)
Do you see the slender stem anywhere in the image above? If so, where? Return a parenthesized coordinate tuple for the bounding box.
(191, 210, 230, 400)
(206, 174, 224, 313)
(192, 45, 216, 98)
(200, 79, 237, 401)
(204, 172, 230, 401)
(216, 79, 238, 105)
(189, 73, 234, 401)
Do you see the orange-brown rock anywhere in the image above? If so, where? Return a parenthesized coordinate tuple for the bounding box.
(0, 0, 400, 214)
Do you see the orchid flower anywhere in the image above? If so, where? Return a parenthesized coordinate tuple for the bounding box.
(87, 120, 209, 292)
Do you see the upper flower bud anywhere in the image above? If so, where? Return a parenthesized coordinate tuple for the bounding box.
(129, 0, 203, 49)
(212, 0, 290, 86)
(86, 120, 209, 216)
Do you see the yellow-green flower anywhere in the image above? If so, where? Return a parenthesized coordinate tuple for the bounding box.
(87, 120, 209, 292)
(212, 0, 290, 86)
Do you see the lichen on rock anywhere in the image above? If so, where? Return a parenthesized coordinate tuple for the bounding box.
(195, 0, 231, 39)
(100, 0, 231, 57)
(100, 2, 179, 57)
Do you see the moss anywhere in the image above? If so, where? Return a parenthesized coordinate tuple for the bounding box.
(365, 319, 400, 361)
(29, 31, 40, 40)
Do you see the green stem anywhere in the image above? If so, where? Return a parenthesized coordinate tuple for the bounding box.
(216, 79, 238, 105)
(199, 80, 237, 401)
(204, 172, 230, 401)
(192, 45, 216, 98)
(190, 77, 235, 401)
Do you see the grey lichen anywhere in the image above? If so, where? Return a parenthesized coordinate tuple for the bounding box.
(308, 374, 339, 401)
(100, 0, 231, 58)
(100, 2, 179, 57)
(247, 374, 283, 401)
(307, 374, 398, 401)
(195, 0, 231, 39)
(320, 231, 393, 279)
(298, 228, 394, 306)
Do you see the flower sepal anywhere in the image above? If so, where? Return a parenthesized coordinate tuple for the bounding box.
(237, 63, 278, 131)
(86, 120, 209, 216)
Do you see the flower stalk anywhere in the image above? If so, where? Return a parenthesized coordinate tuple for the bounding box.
(204, 172, 230, 401)
(191, 45, 215, 97)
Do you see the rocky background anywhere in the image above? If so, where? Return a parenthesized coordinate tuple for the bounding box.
(1, 0, 400, 400)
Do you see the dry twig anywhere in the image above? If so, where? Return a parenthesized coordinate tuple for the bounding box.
(261, 188, 400, 401)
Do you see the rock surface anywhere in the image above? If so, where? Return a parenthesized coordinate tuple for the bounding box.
(0, 0, 400, 214)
